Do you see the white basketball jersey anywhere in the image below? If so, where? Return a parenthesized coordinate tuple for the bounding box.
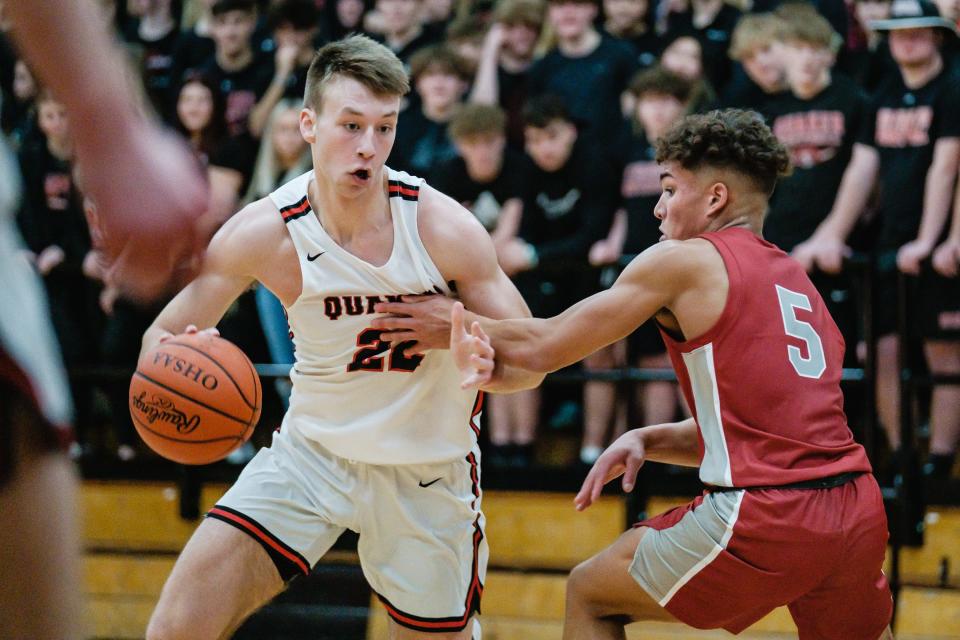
(269, 168, 481, 465)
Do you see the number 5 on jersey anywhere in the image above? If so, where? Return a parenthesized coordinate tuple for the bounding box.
(348, 328, 424, 373)
(775, 284, 826, 379)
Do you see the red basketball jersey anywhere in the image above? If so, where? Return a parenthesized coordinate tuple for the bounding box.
(659, 228, 872, 488)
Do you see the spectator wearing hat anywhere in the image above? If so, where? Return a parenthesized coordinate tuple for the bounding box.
(794, 0, 960, 480)
(841, 0, 900, 91)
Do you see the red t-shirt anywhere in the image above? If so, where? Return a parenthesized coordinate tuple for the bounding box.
(659, 228, 872, 488)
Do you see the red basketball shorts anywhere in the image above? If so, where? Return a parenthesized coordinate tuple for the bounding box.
(629, 473, 892, 638)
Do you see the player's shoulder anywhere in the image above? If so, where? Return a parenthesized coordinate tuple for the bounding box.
(207, 197, 287, 266)
(416, 180, 489, 243)
(415, 181, 496, 278)
(625, 237, 724, 283)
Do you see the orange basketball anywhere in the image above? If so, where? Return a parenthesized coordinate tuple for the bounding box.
(129, 332, 261, 464)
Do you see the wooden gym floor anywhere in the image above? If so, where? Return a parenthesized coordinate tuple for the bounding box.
(82, 481, 960, 639)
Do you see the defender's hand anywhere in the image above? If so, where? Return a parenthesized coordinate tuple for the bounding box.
(574, 430, 646, 512)
(372, 294, 455, 354)
(450, 302, 494, 390)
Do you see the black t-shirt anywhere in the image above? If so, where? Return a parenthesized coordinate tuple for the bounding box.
(719, 64, 785, 114)
(169, 30, 217, 90)
(764, 74, 870, 251)
(389, 107, 459, 178)
(664, 3, 741, 92)
(373, 27, 442, 67)
(519, 140, 618, 265)
(859, 66, 960, 251)
(528, 35, 639, 145)
(121, 19, 181, 119)
(837, 40, 898, 95)
(198, 55, 274, 137)
(429, 149, 527, 231)
(16, 142, 90, 274)
(497, 66, 531, 150)
(208, 133, 259, 195)
(619, 132, 663, 254)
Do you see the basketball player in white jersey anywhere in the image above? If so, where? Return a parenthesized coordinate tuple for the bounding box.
(1, 1, 208, 638)
(140, 35, 543, 640)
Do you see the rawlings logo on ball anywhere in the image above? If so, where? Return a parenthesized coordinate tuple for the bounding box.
(131, 391, 201, 434)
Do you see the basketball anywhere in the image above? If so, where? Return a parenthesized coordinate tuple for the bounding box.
(129, 332, 261, 465)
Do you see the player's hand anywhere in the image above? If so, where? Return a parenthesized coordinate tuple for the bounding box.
(791, 236, 849, 274)
(897, 239, 933, 275)
(371, 294, 455, 354)
(574, 430, 646, 512)
(450, 302, 494, 389)
(79, 122, 208, 304)
(158, 324, 221, 344)
(932, 238, 960, 277)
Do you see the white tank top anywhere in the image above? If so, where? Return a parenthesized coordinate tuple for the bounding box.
(269, 168, 480, 465)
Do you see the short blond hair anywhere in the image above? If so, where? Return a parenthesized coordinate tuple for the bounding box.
(777, 3, 841, 52)
(729, 13, 788, 60)
(449, 103, 507, 140)
(493, 0, 545, 28)
(305, 35, 410, 112)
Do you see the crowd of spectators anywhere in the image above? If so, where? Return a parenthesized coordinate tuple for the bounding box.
(3, 0, 960, 487)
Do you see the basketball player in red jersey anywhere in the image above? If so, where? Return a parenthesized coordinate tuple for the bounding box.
(444, 109, 894, 638)
(1, 2, 207, 638)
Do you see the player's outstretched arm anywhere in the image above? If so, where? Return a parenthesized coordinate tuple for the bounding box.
(141, 201, 277, 358)
(476, 241, 695, 374)
(373, 184, 544, 392)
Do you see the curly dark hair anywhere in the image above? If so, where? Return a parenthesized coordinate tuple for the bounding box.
(655, 109, 791, 196)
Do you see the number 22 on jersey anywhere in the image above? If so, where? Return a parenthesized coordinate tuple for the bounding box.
(348, 328, 424, 373)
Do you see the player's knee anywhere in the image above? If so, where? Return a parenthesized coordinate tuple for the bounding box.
(566, 559, 598, 608)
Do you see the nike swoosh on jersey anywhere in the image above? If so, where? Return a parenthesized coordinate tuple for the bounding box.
(418, 477, 442, 488)
(307, 252, 325, 261)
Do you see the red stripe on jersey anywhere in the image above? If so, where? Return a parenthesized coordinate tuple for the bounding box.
(281, 199, 311, 219)
(388, 185, 419, 197)
(468, 391, 483, 437)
